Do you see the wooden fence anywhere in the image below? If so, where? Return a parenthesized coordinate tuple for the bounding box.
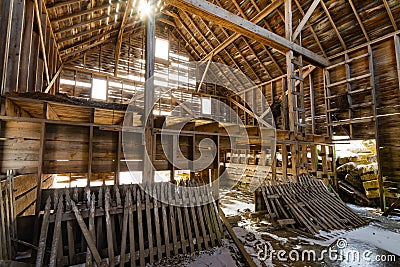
(35, 183, 222, 266)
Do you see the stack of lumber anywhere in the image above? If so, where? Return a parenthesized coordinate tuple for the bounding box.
(35, 183, 222, 266)
(256, 174, 366, 235)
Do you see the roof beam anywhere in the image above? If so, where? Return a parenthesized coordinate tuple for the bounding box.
(348, 0, 369, 42)
(245, 0, 284, 75)
(293, 0, 327, 58)
(200, 0, 283, 61)
(115, 0, 135, 76)
(319, 0, 347, 50)
(166, 0, 329, 66)
(382, 0, 398, 31)
(292, 0, 319, 40)
(34, 0, 50, 85)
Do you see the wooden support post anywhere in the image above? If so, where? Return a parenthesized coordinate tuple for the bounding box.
(115, 130, 122, 185)
(395, 34, 400, 95)
(6, 0, 25, 92)
(19, 0, 34, 92)
(33, 0, 50, 85)
(33, 108, 46, 244)
(368, 45, 385, 211)
(309, 73, 316, 134)
(143, 0, 156, 183)
(88, 110, 94, 186)
(0, 0, 14, 95)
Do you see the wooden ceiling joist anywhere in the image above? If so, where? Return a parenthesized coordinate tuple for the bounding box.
(115, 0, 135, 76)
(201, 0, 284, 61)
(166, 0, 329, 66)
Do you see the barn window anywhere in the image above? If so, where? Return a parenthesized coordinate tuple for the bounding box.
(91, 78, 107, 100)
(155, 38, 169, 60)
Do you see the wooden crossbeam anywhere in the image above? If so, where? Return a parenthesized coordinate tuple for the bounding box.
(166, 0, 329, 66)
(44, 64, 64, 93)
(293, 0, 319, 40)
(200, 0, 283, 61)
(115, 0, 135, 76)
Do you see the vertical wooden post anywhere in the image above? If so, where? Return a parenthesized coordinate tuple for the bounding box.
(87, 109, 94, 187)
(33, 103, 47, 245)
(18, 0, 34, 92)
(368, 45, 385, 211)
(395, 34, 400, 95)
(285, 0, 295, 133)
(6, 0, 25, 93)
(0, 0, 14, 95)
(309, 73, 315, 134)
(143, 0, 156, 183)
(115, 130, 122, 185)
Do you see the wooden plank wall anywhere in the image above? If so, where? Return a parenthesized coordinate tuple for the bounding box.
(0, 0, 61, 96)
(325, 37, 400, 203)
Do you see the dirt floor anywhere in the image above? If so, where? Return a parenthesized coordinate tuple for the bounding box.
(156, 185, 400, 266)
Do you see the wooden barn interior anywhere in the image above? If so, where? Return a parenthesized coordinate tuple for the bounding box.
(0, 0, 400, 266)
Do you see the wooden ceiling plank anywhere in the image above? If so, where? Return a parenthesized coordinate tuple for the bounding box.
(46, 0, 86, 10)
(54, 12, 120, 34)
(115, 0, 135, 76)
(319, 0, 347, 50)
(293, 0, 327, 58)
(382, 0, 398, 31)
(200, 0, 284, 61)
(57, 21, 121, 44)
(292, 0, 319, 41)
(51, 1, 120, 23)
(348, 0, 370, 42)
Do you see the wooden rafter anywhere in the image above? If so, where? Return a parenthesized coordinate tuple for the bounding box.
(115, 0, 135, 76)
(382, 0, 398, 31)
(348, 0, 370, 42)
(192, 14, 258, 84)
(319, 0, 347, 50)
(174, 13, 244, 87)
(293, 0, 327, 58)
(223, 0, 272, 80)
(34, 0, 50, 85)
(245, 0, 284, 75)
(292, 0, 319, 41)
(165, 0, 328, 66)
(200, 0, 284, 61)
